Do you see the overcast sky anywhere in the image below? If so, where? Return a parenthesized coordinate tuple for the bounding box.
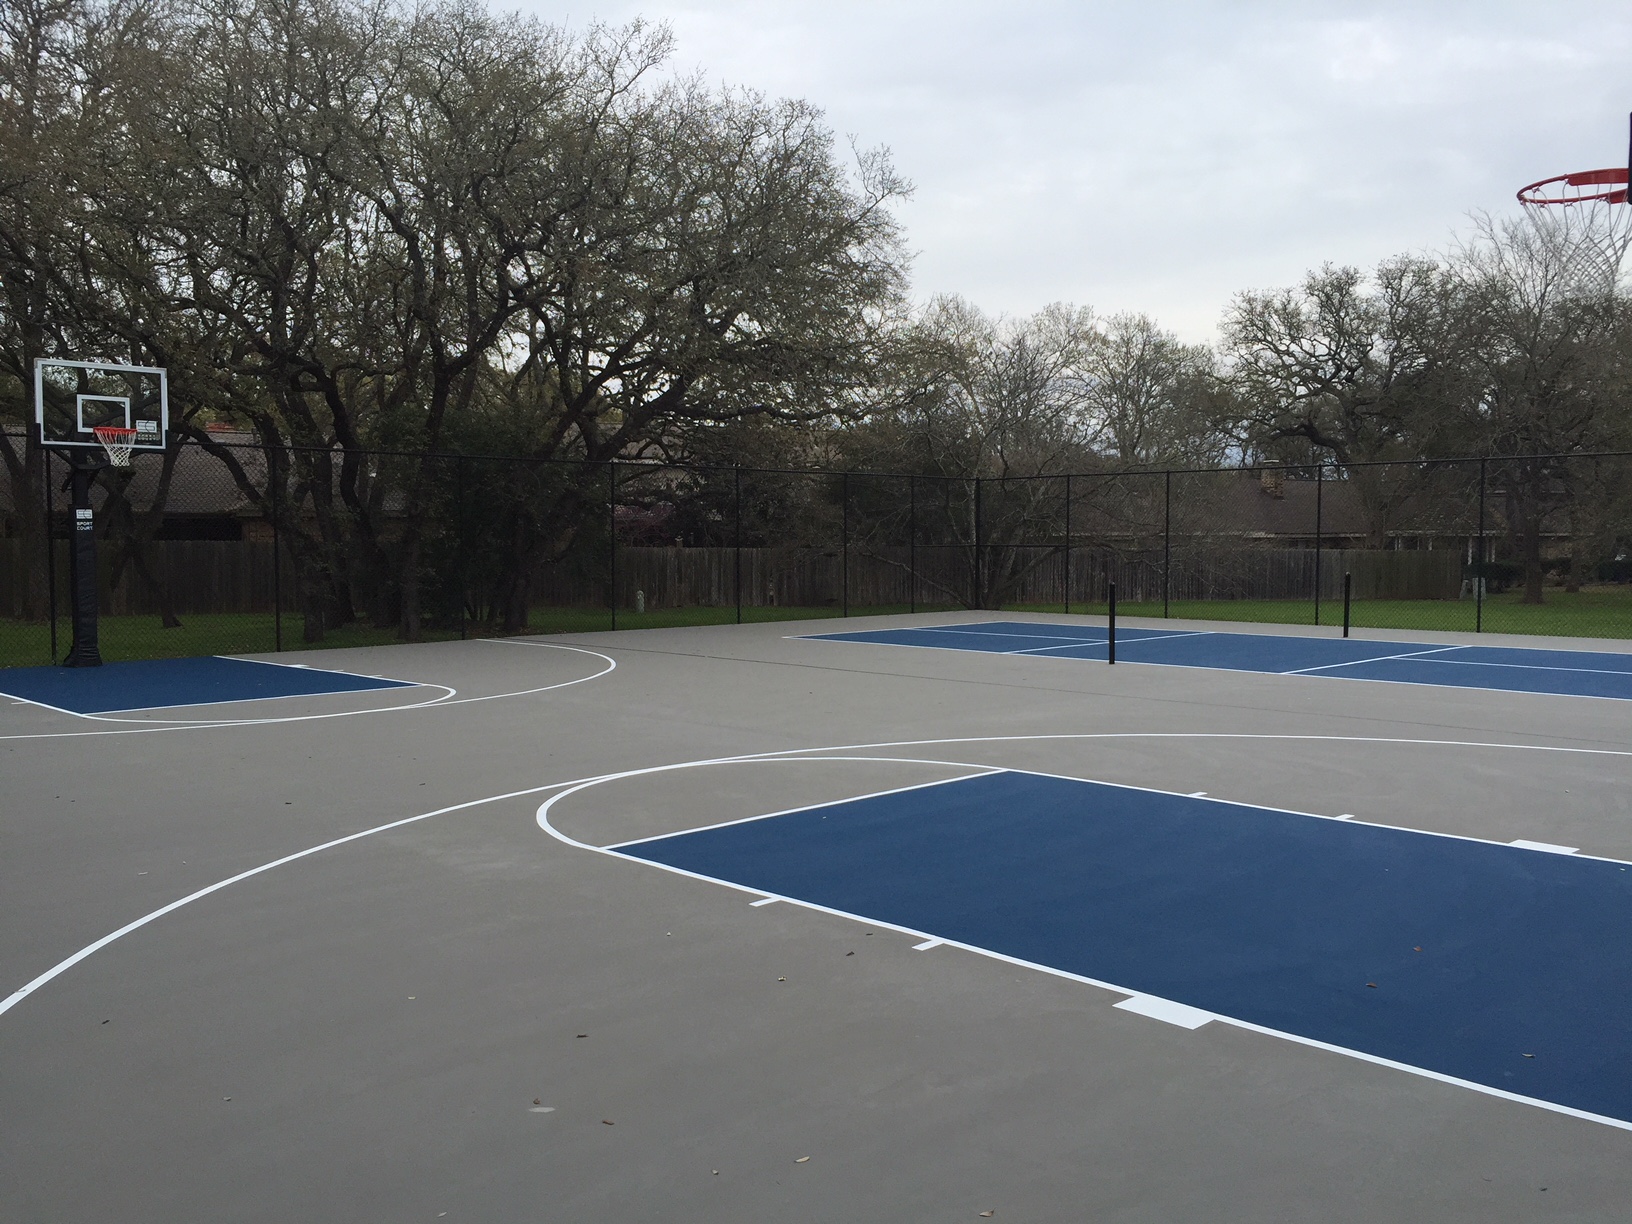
(520, 1, 1632, 342)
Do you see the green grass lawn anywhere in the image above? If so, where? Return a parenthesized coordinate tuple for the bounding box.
(5, 589, 1626, 669)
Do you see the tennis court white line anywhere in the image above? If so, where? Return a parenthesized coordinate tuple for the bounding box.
(1008, 631, 1211, 655)
(1282, 646, 1465, 675)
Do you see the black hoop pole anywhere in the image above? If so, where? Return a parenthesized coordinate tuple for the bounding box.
(1343, 571, 1352, 638)
(63, 455, 103, 666)
(44, 449, 59, 662)
(1107, 579, 1117, 665)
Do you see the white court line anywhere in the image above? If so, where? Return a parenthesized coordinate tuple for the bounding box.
(1510, 840, 1580, 855)
(1281, 646, 1464, 675)
(750, 897, 780, 907)
(535, 751, 1632, 1133)
(0, 641, 616, 739)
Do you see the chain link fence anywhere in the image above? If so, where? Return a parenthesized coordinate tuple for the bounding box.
(3, 439, 1630, 668)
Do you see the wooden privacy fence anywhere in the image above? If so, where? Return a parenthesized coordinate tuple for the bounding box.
(0, 538, 1466, 620)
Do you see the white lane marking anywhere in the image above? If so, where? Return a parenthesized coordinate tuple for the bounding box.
(750, 897, 780, 907)
(604, 768, 1005, 850)
(1114, 995, 1215, 1029)
(912, 938, 944, 951)
(1281, 646, 1464, 675)
(1510, 840, 1580, 855)
(0, 641, 616, 739)
(1405, 657, 1632, 678)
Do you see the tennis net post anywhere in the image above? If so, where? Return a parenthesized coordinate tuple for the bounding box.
(1107, 580, 1116, 665)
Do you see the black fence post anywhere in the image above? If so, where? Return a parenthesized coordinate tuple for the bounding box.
(609, 460, 618, 631)
(271, 446, 283, 652)
(1343, 571, 1352, 638)
(1313, 462, 1323, 626)
(1107, 579, 1117, 664)
(908, 474, 917, 614)
(734, 465, 743, 625)
(1163, 469, 1171, 619)
(841, 471, 849, 618)
(455, 456, 466, 641)
(44, 448, 58, 663)
(1063, 473, 1072, 615)
(973, 476, 983, 609)
(1475, 457, 1486, 634)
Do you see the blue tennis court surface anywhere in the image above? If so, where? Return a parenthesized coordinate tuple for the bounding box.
(618, 771, 1632, 1126)
(0, 655, 414, 715)
(806, 620, 1632, 700)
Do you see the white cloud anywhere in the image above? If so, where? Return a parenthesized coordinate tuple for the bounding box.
(523, 0, 1632, 341)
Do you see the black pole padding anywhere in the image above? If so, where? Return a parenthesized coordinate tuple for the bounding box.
(63, 458, 103, 667)
(1343, 571, 1352, 639)
(1107, 580, 1117, 665)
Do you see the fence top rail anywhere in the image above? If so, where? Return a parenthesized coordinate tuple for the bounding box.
(41, 429, 1630, 485)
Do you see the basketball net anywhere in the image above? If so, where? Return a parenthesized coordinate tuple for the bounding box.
(92, 425, 137, 467)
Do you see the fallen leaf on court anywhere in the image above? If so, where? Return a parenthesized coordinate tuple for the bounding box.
(533, 1098, 541, 1105)
(602, 1120, 615, 1126)
(712, 1170, 719, 1175)
(795, 1156, 810, 1163)
(1413, 946, 1422, 952)
(778, 977, 786, 982)
(846, 951, 854, 956)
(980, 1212, 995, 1218)
(1366, 982, 1378, 988)
(1523, 1053, 1535, 1059)
(576, 1034, 588, 1038)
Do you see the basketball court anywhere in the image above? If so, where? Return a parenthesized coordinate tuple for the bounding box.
(5, 611, 1632, 1221)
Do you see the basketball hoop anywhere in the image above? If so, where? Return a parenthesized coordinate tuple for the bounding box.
(92, 425, 137, 467)
(1514, 114, 1632, 294)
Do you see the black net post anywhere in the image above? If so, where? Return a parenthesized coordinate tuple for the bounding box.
(456, 456, 467, 641)
(1343, 571, 1352, 637)
(973, 476, 984, 609)
(1475, 457, 1486, 633)
(1107, 579, 1117, 664)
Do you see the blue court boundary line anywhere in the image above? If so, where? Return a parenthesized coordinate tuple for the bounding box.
(537, 757, 1632, 1134)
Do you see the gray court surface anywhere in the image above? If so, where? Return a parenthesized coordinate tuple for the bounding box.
(4, 613, 1631, 1223)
